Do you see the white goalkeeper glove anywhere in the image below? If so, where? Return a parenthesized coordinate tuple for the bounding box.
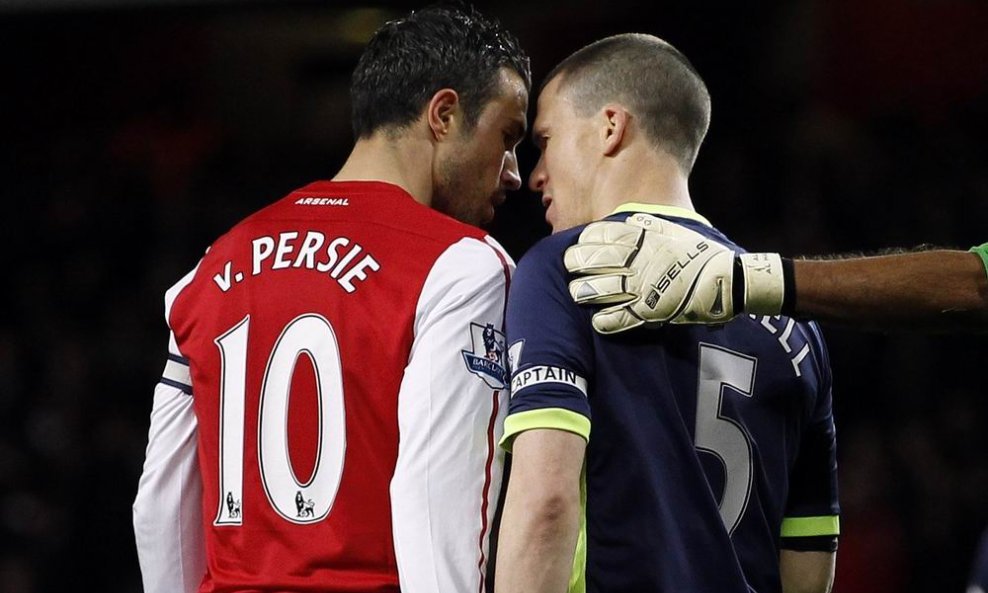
(563, 213, 790, 334)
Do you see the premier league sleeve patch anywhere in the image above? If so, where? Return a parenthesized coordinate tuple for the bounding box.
(461, 322, 507, 389)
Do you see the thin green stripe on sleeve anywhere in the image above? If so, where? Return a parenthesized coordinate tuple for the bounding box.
(970, 243, 988, 277)
(499, 408, 591, 452)
(780, 515, 840, 538)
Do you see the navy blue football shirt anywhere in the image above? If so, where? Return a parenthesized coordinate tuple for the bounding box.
(501, 204, 840, 593)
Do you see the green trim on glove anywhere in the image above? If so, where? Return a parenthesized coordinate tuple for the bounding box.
(970, 242, 988, 278)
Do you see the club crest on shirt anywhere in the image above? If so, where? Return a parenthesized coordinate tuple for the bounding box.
(462, 322, 507, 389)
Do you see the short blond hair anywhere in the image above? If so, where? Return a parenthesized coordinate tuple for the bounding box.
(545, 33, 711, 173)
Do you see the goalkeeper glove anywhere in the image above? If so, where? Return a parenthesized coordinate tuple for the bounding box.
(563, 213, 790, 334)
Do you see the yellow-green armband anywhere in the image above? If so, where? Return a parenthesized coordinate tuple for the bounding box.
(970, 243, 988, 278)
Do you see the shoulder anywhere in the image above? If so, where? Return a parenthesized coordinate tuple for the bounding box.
(386, 201, 496, 251)
(514, 227, 583, 284)
(426, 235, 514, 288)
(241, 179, 499, 251)
(800, 320, 831, 366)
(414, 236, 514, 327)
(164, 260, 204, 323)
(787, 318, 833, 399)
(507, 227, 591, 332)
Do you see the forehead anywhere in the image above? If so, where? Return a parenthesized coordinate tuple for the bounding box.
(533, 76, 571, 129)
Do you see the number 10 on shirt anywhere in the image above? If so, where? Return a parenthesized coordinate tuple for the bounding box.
(213, 314, 347, 526)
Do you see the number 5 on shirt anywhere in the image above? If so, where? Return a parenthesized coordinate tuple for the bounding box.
(695, 344, 756, 535)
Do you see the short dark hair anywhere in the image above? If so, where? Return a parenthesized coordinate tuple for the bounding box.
(545, 34, 711, 173)
(350, 2, 531, 139)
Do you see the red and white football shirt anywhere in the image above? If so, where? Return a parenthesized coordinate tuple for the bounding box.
(134, 181, 513, 593)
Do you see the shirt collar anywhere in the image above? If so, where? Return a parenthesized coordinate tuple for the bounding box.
(609, 202, 712, 228)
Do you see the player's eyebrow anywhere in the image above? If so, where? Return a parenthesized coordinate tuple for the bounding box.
(530, 124, 546, 149)
(507, 118, 527, 144)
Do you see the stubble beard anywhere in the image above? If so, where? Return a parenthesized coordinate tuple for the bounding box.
(434, 152, 488, 227)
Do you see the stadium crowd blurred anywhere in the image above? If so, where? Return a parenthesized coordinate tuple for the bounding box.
(1, 1, 986, 591)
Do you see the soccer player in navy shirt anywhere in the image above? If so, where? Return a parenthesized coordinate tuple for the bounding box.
(495, 34, 839, 593)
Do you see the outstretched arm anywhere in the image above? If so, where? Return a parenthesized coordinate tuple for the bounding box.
(564, 214, 988, 333)
(790, 250, 988, 330)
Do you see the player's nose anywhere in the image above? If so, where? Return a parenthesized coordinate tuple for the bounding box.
(501, 150, 522, 191)
(528, 155, 546, 193)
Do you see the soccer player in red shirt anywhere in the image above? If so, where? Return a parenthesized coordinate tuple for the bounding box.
(132, 5, 530, 593)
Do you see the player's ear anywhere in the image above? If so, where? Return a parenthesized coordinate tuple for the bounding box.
(601, 104, 630, 157)
(427, 89, 461, 142)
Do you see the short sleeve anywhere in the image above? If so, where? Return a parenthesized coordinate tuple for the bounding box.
(500, 234, 595, 451)
(781, 322, 840, 548)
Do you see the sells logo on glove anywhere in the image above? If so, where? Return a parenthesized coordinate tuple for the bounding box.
(645, 241, 710, 309)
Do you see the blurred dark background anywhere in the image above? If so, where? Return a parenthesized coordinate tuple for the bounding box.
(1, 0, 986, 591)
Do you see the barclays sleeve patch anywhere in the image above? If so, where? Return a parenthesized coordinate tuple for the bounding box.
(461, 322, 507, 389)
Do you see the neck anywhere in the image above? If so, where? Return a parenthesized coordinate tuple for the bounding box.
(333, 132, 435, 207)
(592, 147, 695, 219)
